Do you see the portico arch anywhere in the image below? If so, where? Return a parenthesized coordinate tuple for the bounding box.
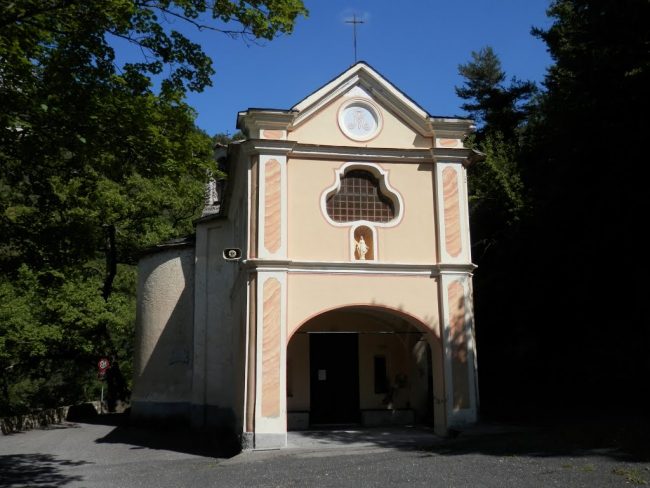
(286, 305, 445, 430)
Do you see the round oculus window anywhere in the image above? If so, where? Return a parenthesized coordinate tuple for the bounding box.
(338, 99, 382, 141)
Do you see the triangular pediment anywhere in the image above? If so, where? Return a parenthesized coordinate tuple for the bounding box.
(290, 62, 433, 137)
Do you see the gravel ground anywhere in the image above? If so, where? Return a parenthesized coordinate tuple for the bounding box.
(1, 416, 648, 487)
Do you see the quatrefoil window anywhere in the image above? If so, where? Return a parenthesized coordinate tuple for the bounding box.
(326, 170, 396, 223)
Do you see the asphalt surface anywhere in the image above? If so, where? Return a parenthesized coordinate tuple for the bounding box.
(1, 416, 648, 487)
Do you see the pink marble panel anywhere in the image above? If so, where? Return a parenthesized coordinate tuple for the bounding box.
(262, 129, 283, 140)
(442, 167, 462, 258)
(262, 278, 281, 417)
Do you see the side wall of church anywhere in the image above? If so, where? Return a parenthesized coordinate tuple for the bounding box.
(191, 161, 250, 435)
(132, 246, 195, 420)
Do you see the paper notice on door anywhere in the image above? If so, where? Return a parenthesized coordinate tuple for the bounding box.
(318, 369, 327, 381)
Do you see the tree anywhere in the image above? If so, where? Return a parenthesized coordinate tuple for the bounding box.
(456, 48, 533, 256)
(0, 0, 307, 415)
(456, 46, 536, 143)
(521, 0, 650, 413)
(455, 49, 535, 417)
(460, 1, 650, 419)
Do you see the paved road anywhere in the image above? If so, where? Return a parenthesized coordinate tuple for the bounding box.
(1, 417, 648, 487)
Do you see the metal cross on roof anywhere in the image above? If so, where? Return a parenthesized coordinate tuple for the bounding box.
(345, 14, 365, 64)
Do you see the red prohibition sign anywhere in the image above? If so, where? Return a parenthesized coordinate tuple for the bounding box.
(98, 358, 110, 372)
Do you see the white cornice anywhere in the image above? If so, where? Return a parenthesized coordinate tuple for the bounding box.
(236, 65, 477, 142)
(242, 259, 476, 276)
(235, 141, 476, 165)
(289, 144, 434, 164)
(291, 75, 360, 129)
(290, 64, 434, 137)
(239, 139, 296, 158)
(432, 147, 476, 165)
(233, 140, 477, 168)
(430, 118, 475, 140)
(237, 110, 295, 133)
(360, 76, 432, 136)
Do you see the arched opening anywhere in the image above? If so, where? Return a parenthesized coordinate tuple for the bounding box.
(286, 306, 438, 430)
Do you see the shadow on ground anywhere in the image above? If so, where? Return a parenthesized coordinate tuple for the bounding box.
(291, 417, 650, 463)
(88, 413, 238, 459)
(0, 454, 88, 487)
(429, 422, 650, 462)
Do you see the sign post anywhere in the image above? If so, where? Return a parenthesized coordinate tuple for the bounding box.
(97, 358, 110, 414)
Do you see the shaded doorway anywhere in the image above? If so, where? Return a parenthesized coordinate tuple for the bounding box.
(286, 307, 441, 431)
(309, 333, 360, 425)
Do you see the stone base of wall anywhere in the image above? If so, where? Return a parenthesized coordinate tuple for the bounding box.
(131, 401, 242, 455)
(1, 406, 70, 435)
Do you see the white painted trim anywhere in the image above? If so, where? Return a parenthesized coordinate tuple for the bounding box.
(290, 65, 436, 137)
(463, 277, 478, 416)
(254, 272, 287, 435)
(236, 139, 477, 166)
(242, 258, 475, 276)
(290, 145, 434, 164)
(237, 111, 294, 139)
(292, 63, 429, 121)
(458, 165, 473, 264)
(246, 157, 253, 259)
(239, 140, 295, 158)
(432, 148, 475, 165)
(437, 274, 478, 428)
(320, 162, 404, 229)
(242, 275, 251, 432)
(430, 118, 475, 140)
(337, 97, 383, 142)
(292, 75, 360, 128)
(437, 273, 454, 428)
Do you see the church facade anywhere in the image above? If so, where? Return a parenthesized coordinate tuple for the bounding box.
(132, 62, 480, 449)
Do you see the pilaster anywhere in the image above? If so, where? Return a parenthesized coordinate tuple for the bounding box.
(437, 271, 478, 428)
(433, 153, 478, 430)
(253, 270, 288, 448)
(257, 153, 288, 259)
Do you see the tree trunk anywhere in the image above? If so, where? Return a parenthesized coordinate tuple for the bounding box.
(102, 224, 117, 302)
(100, 223, 129, 411)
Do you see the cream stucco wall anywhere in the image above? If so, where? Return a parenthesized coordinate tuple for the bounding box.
(289, 96, 432, 149)
(133, 247, 194, 406)
(287, 273, 440, 340)
(192, 169, 250, 431)
(287, 159, 437, 263)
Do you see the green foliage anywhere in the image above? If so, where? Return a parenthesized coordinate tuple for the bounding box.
(0, 0, 306, 416)
(520, 0, 649, 410)
(456, 46, 536, 142)
(461, 1, 650, 417)
(467, 133, 526, 232)
(456, 48, 532, 258)
(0, 263, 135, 414)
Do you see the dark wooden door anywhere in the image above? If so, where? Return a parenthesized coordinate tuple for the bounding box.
(309, 333, 360, 425)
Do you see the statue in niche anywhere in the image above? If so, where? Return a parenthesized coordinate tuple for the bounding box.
(355, 235, 369, 260)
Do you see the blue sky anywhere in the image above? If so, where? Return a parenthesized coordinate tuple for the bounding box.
(140, 1, 554, 136)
